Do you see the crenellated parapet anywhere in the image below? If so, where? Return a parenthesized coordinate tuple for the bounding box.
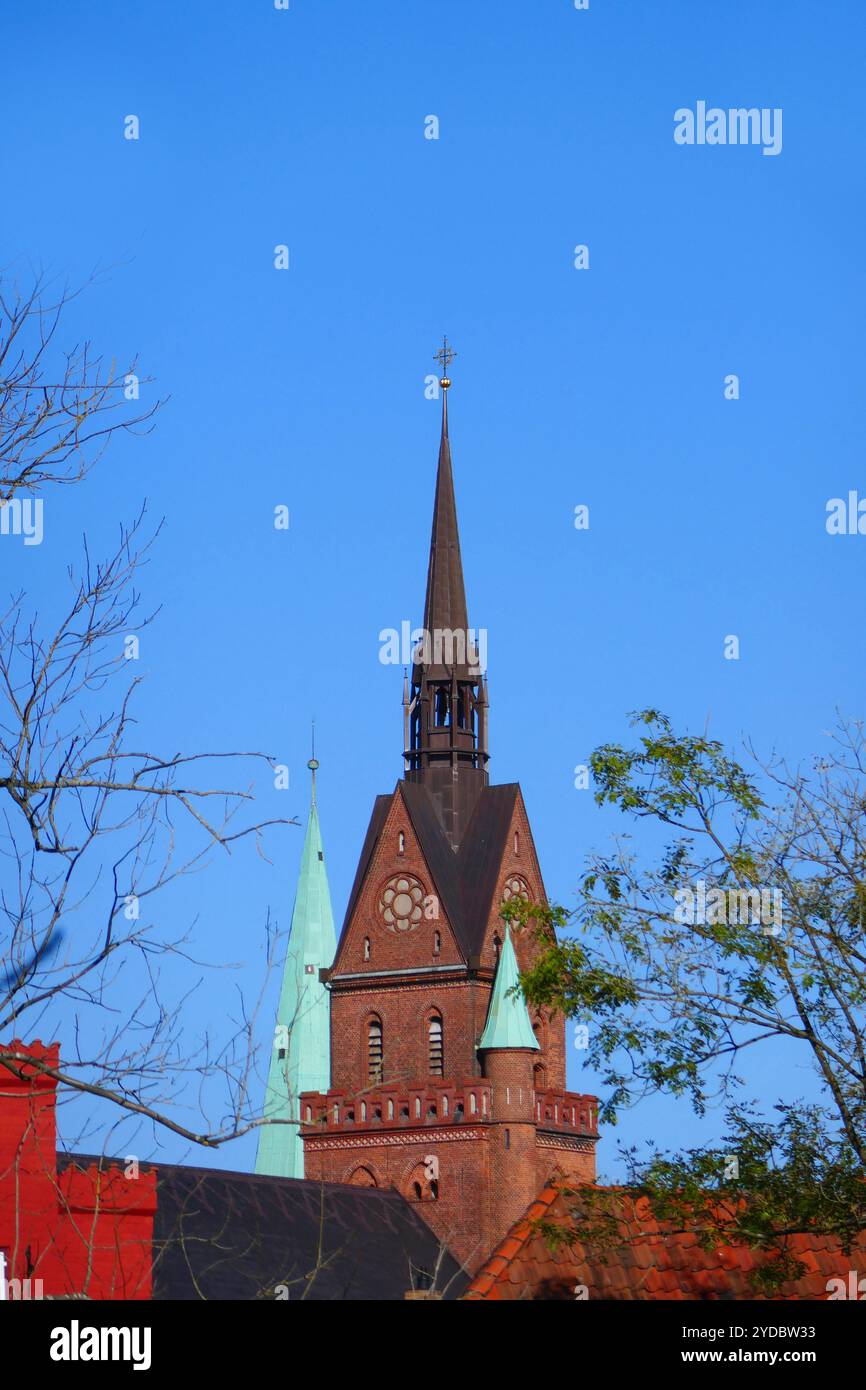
(300, 1080, 598, 1139)
(535, 1088, 599, 1137)
(0, 1038, 61, 1086)
(300, 1079, 493, 1133)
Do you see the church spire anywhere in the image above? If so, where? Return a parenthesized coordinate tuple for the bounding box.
(404, 342, 489, 849)
(256, 752, 336, 1178)
(419, 346, 470, 651)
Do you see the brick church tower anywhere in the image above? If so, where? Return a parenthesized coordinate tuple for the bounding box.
(301, 352, 598, 1272)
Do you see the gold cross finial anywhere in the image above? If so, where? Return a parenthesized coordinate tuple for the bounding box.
(435, 336, 456, 388)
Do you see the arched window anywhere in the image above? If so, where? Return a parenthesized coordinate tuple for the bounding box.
(428, 1014, 444, 1076)
(514, 831, 520, 854)
(398, 831, 405, 854)
(533, 1062, 546, 1090)
(368, 1017, 383, 1084)
(434, 688, 449, 726)
(363, 936, 371, 961)
(406, 1162, 439, 1203)
(433, 930, 441, 957)
(348, 1166, 378, 1188)
(493, 933, 502, 964)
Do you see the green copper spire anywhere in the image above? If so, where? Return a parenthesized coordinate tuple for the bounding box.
(256, 751, 336, 1178)
(478, 927, 541, 1052)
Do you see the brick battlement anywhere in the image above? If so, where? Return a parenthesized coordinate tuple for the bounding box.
(0, 1039, 61, 1085)
(535, 1088, 598, 1137)
(300, 1080, 598, 1139)
(301, 1079, 492, 1132)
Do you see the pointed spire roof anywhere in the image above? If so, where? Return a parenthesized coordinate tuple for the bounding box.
(478, 927, 540, 1051)
(404, 342, 489, 846)
(421, 388, 470, 642)
(287, 768, 333, 975)
(256, 754, 336, 1179)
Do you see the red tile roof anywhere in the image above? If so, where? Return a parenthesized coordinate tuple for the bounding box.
(464, 1186, 866, 1301)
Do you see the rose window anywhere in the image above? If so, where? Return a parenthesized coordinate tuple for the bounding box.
(501, 875, 531, 904)
(379, 875, 425, 933)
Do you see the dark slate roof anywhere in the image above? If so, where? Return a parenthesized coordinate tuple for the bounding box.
(338, 781, 522, 963)
(401, 781, 467, 936)
(340, 793, 391, 939)
(61, 1155, 468, 1301)
(458, 784, 522, 958)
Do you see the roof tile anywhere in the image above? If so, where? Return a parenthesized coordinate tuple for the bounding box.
(464, 1184, 866, 1302)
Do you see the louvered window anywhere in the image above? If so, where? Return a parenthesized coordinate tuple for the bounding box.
(368, 1018, 383, 1084)
(428, 1015, 444, 1076)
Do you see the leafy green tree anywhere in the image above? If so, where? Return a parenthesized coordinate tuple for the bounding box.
(513, 710, 866, 1288)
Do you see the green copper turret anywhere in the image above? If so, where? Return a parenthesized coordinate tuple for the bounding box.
(478, 926, 541, 1052)
(255, 756, 336, 1177)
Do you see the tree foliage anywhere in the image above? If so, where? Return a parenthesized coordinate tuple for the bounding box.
(514, 710, 866, 1283)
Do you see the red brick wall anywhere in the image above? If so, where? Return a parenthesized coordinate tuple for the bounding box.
(304, 1127, 493, 1272)
(0, 1042, 61, 1293)
(53, 1164, 156, 1299)
(534, 1140, 596, 1192)
(330, 977, 493, 1093)
(0, 1042, 155, 1299)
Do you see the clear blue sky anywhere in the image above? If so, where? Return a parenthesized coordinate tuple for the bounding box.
(2, 0, 864, 1174)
